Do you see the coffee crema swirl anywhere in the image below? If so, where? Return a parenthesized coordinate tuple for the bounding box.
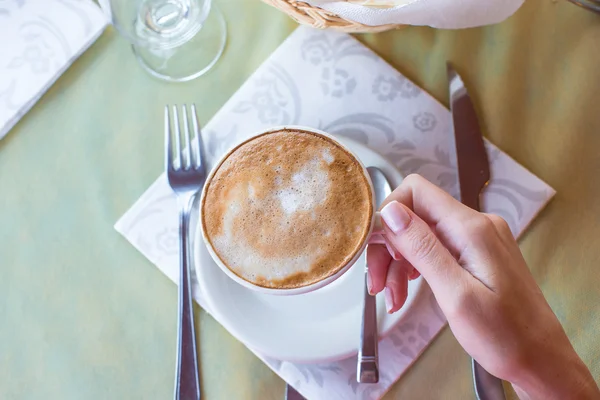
(201, 129, 373, 289)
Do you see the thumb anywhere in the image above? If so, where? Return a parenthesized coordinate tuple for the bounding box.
(380, 201, 468, 301)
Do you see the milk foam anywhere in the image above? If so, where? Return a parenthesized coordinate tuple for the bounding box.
(211, 156, 332, 282)
(276, 158, 330, 215)
(321, 148, 334, 164)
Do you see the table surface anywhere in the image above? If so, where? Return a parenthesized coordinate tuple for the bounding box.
(1, 0, 599, 399)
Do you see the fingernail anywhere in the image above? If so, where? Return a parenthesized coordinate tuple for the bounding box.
(381, 201, 411, 234)
(385, 287, 394, 313)
(367, 271, 374, 295)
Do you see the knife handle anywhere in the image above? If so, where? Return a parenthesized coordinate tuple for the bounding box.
(473, 359, 506, 400)
(285, 384, 305, 400)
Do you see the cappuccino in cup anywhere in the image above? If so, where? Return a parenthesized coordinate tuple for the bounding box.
(201, 127, 374, 294)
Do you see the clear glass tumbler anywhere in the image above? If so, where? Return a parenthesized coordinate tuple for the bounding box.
(100, 0, 227, 82)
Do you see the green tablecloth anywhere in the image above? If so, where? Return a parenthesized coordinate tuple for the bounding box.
(1, 0, 599, 398)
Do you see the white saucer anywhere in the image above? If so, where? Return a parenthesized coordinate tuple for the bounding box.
(194, 137, 424, 363)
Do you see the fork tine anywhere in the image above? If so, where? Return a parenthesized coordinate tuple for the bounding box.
(191, 104, 202, 170)
(165, 105, 172, 171)
(182, 105, 192, 170)
(172, 105, 182, 170)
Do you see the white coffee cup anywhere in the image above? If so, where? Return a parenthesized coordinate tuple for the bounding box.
(200, 125, 383, 296)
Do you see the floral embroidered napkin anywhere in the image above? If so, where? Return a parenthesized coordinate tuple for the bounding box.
(0, 0, 107, 139)
(115, 26, 555, 400)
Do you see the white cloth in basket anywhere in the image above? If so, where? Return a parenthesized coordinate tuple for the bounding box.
(308, 0, 525, 29)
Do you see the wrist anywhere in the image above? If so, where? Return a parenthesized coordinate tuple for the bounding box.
(512, 349, 598, 400)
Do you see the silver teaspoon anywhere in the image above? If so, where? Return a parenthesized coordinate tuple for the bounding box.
(357, 166, 392, 383)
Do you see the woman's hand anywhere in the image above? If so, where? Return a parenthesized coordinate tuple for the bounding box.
(367, 174, 599, 399)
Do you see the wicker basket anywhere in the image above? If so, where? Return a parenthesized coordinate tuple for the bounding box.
(262, 0, 405, 33)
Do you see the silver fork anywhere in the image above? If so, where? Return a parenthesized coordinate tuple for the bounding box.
(165, 104, 204, 400)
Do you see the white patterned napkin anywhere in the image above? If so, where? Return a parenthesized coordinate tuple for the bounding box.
(115, 26, 555, 400)
(0, 0, 107, 139)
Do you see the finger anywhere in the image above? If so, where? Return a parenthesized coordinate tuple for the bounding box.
(373, 233, 420, 280)
(387, 240, 420, 281)
(484, 213, 514, 241)
(366, 244, 391, 295)
(384, 234, 419, 279)
(381, 174, 480, 255)
(372, 212, 384, 235)
(482, 213, 517, 259)
(483, 213, 526, 275)
(383, 234, 402, 260)
(408, 267, 421, 281)
(381, 174, 476, 226)
(369, 233, 386, 245)
(385, 258, 409, 313)
(380, 200, 470, 299)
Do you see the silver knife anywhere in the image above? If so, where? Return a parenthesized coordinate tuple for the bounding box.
(448, 63, 506, 400)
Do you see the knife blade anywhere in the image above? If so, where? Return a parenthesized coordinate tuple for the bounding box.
(447, 63, 490, 210)
(448, 63, 505, 400)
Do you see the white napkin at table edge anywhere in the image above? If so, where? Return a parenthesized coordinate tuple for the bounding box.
(306, 0, 525, 29)
(0, 0, 107, 139)
(114, 26, 555, 400)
